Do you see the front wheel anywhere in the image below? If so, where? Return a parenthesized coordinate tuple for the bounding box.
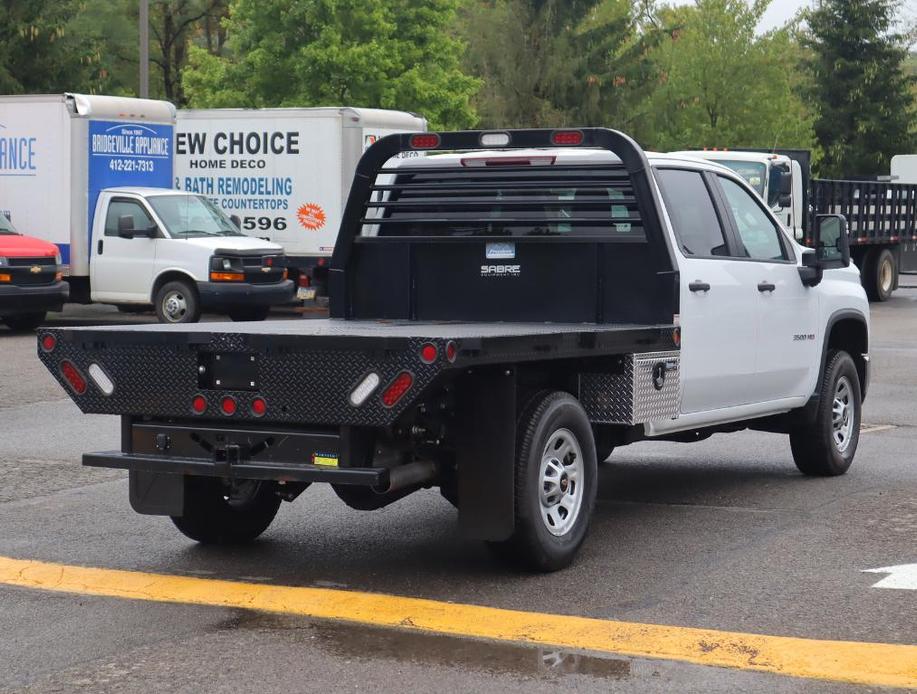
(154, 280, 201, 324)
(3, 312, 46, 331)
(171, 477, 281, 544)
(790, 350, 861, 476)
(488, 391, 597, 572)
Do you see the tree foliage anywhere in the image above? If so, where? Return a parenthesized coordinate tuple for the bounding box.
(803, 0, 916, 177)
(0, 0, 103, 93)
(460, 0, 665, 134)
(645, 0, 814, 151)
(183, 0, 480, 129)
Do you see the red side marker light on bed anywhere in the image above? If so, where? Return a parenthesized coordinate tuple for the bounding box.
(251, 397, 267, 417)
(192, 395, 207, 414)
(221, 396, 237, 416)
(410, 133, 441, 150)
(60, 360, 87, 395)
(445, 341, 458, 363)
(40, 333, 57, 352)
(381, 372, 414, 408)
(419, 342, 438, 364)
(551, 130, 584, 146)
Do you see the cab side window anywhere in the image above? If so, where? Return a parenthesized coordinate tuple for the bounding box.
(104, 200, 155, 238)
(656, 169, 729, 257)
(718, 177, 787, 261)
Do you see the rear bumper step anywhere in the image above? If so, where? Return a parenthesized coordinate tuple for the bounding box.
(84, 451, 389, 486)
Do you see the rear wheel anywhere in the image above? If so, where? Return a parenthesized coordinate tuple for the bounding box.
(790, 350, 861, 476)
(155, 280, 200, 324)
(3, 312, 46, 331)
(488, 391, 597, 572)
(864, 248, 896, 302)
(171, 477, 281, 544)
(228, 307, 270, 322)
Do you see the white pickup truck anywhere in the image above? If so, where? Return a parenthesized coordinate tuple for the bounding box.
(39, 129, 871, 571)
(0, 93, 292, 323)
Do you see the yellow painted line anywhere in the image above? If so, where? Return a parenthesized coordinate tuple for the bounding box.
(0, 555, 914, 688)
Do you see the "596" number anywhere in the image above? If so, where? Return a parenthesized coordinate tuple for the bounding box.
(241, 216, 287, 231)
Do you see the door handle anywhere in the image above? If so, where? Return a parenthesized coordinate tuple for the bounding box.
(689, 281, 711, 293)
(97, 239, 103, 255)
(757, 281, 776, 293)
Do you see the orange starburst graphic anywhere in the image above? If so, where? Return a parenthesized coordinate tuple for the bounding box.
(297, 203, 326, 231)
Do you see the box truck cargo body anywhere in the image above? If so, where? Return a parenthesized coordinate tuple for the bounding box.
(175, 107, 427, 297)
(0, 94, 292, 322)
(0, 93, 174, 286)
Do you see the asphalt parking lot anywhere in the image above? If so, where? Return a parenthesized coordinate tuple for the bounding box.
(0, 295, 915, 692)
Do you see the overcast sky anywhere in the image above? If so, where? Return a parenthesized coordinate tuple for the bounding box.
(757, 0, 810, 30)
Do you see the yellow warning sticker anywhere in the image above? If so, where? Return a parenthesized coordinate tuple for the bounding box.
(312, 453, 339, 467)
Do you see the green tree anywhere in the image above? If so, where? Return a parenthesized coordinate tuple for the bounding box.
(804, 0, 916, 177)
(0, 0, 103, 93)
(460, 0, 665, 133)
(183, 0, 479, 129)
(645, 0, 814, 151)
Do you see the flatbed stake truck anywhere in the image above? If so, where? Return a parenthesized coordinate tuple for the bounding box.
(39, 129, 870, 571)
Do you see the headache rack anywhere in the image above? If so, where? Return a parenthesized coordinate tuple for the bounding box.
(329, 129, 679, 325)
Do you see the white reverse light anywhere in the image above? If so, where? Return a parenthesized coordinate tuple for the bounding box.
(87, 363, 114, 395)
(349, 372, 380, 407)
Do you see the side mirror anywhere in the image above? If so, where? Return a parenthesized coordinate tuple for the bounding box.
(117, 215, 135, 239)
(814, 214, 850, 269)
(230, 214, 242, 229)
(778, 170, 792, 195)
(777, 193, 792, 208)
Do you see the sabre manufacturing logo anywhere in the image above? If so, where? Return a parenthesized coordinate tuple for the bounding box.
(481, 264, 521, 277)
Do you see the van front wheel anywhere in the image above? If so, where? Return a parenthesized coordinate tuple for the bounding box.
(155, 280, 201, 323)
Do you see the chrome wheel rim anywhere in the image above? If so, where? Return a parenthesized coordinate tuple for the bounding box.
(832, 376, 855, 453)
(879, 258, 893, 294)
(539, 428, 584, 537)
(162, 290, 188, 322)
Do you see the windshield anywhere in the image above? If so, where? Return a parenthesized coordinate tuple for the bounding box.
(0, 213, 17, 235)
(716, 161, 766, 197)
(147, 195, 242, 238)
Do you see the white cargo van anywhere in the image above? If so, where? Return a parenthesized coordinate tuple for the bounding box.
(0, 93, 292, 323)
(174, 107, 427, 298)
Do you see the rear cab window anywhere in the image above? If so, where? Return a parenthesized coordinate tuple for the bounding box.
(654, 169, 729, 257)
(363, 156, 646, 239)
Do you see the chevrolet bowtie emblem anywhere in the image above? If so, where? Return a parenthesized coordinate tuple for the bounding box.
(30, 266, 42, 274)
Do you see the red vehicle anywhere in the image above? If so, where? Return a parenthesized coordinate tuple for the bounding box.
(0, 213, 67, 331)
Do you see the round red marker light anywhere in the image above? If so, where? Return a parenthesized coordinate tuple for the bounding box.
(40, 333, 57, 352)
(445, 341, 458, 363)
(251, 397, 267, 417)
(192, 395, 207, 414)
(221, 396, 237, 416)
(420, 342, 438, 364)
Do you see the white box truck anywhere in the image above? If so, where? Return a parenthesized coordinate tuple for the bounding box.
(174, 107, 427, 299)
(0, 93, 293, 323)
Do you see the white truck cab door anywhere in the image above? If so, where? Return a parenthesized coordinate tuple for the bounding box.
(656, 168, 760, 413)
(716, 176, 818, 402)
(90, 198, 159, 303)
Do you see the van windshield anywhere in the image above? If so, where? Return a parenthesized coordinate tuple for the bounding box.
(716, 161, 766, 196)
(0, 214, 17, 235)
(148, 195, 242, 238)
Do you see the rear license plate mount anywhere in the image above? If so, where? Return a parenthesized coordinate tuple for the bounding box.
(198, 352, 259, 391)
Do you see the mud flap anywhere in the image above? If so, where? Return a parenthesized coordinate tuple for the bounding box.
(455, 367, 516, 541)
(129, 470, 184, 516)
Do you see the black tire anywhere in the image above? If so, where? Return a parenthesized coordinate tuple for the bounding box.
(154, 279, 201, 324)
(228, 307, 270, 322)
(863, 248, 896, 302)
(3, 312, 46, 331)
(790, 350, 861, 476)
(488, 391, 598, 572)
(171, 477, 281, 544)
